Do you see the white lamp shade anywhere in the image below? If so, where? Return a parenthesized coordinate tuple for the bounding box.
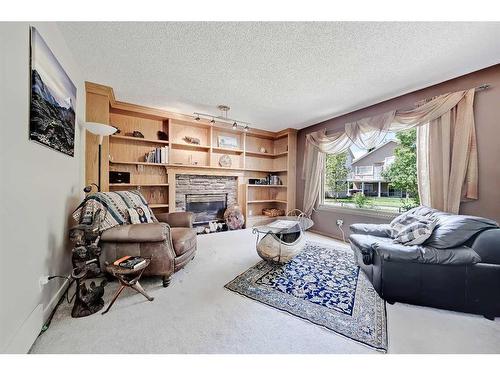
(81, 122, 117, 144)
(81, 122, 117, 136)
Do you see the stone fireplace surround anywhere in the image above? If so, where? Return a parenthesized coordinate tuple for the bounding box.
(175, 174, 238, 215)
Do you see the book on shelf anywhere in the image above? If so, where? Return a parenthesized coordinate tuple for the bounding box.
(145, 146, 169, 164)
(113, 255, 147, 269)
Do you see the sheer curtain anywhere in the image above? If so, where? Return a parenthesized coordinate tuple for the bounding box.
(416, 89, 477, 213)
(302, 89, 477, 216)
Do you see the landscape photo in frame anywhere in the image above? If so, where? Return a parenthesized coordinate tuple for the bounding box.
(29, 26, 76, 156)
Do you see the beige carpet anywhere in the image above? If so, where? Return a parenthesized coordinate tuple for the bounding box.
(30, 230, 500, 354)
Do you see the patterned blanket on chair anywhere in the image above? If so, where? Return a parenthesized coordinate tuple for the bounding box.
(72, 190, 157, 232)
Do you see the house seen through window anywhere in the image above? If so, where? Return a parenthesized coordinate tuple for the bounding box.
(323, 129, 419, 213)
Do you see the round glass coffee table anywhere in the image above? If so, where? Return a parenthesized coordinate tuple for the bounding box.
(252, 215, 314, 264)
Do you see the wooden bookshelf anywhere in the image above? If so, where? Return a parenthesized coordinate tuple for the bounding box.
(85, 81, 297, 221)
(110, 134, 169, 145)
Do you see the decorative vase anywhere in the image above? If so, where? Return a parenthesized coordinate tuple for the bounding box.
(224, 205, 245, 230)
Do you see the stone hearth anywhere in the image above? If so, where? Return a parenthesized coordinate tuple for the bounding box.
(175, 174, 238, 212)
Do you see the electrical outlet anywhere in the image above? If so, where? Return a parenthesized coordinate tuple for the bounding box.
(336, 219, 344, 227)
(39, 276, 49, 290)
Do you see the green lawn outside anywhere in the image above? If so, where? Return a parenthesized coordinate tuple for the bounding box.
(325, 196, 416, 209)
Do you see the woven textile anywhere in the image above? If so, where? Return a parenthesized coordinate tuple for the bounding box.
(72, 190, 157, 232)
(225, 242, 387, 351)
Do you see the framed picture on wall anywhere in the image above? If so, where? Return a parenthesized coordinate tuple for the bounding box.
(217, 135, 239, 149)
(29, 26, 77, 156)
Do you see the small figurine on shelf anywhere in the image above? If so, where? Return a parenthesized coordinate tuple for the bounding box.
(157, 130, 168, 140)
(183, 136, 201, 145)
(125, 130, 144, 138)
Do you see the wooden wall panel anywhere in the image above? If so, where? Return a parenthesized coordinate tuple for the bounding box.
(109, 137, 161, 163)
(170, 120, 210, 146)
(109, 112, 166, 139)
(246, 135, 274, 153)
(109, 164, 168, 184)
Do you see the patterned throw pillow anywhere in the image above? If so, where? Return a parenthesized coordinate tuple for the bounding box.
(127, 205, 154, 224)
(392, 214, 437, 245)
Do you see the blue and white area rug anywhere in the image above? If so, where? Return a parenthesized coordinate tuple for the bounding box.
(225, 241, 387, 351)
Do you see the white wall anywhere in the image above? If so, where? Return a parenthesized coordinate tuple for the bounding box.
(0, 22, 85, 353)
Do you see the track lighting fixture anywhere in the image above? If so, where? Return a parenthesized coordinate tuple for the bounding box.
(193, 104, 250, 131)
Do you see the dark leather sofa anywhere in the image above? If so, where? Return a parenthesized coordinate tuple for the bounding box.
(349, 207, 500, 319)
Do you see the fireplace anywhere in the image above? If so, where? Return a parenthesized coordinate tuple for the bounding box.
(185, 193, 228, 224)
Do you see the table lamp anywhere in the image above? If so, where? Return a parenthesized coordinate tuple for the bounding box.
(81, 122, 117, 192)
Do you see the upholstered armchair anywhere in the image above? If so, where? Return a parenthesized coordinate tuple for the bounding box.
(99, 212, 197, 287)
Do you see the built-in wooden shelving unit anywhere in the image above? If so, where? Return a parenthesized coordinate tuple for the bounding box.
(85, 81, 297, 224)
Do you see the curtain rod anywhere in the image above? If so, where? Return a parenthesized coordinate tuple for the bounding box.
(323, 84, 491, 135)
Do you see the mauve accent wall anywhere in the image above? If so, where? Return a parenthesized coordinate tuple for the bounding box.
(296, 64, 500, 240)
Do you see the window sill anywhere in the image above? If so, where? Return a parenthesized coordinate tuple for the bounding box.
(317, 204, 399, 220)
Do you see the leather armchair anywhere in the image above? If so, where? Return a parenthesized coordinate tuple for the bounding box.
(100, 212, 197, 287)
(349, 216, 500, 319)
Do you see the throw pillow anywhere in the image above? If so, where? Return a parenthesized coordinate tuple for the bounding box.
(390, 206, 438, 228)
(392, 214, 437, 245)
(128, 205, 154, 224)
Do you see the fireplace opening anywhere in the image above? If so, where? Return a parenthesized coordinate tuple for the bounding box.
(185, 193, 228, 224)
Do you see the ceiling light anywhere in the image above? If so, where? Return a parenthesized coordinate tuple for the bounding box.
(193, 106, 250, 131)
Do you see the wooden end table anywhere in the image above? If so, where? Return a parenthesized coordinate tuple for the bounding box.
(102, 258, 154, 314)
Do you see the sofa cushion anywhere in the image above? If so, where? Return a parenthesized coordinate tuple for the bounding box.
(101, 223, 167, 243)
(424, 214, 498, 249)
(373, 241, 481, 265)
(350, 232, 481, 265)
(350, 234, 392, 251)
(349, 223, 392, 238)
(171, 227, 197, 256)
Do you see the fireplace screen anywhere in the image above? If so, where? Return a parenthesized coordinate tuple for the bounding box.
(185, 193, 228, 224)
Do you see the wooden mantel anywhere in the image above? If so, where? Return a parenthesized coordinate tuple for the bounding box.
(85, 81, 297, 227)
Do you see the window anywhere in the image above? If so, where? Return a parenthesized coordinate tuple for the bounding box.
(355, 166, 373, 175)
(321, 129, 419, 214)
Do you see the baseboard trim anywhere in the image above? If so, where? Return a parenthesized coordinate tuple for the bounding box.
(4, 304, 43, 354)
(2, 275, 71, 354)
(309, 229, 347, 243)
(43, 275, 71, 323)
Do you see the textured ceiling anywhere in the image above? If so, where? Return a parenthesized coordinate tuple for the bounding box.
(58, 22, 500, 131)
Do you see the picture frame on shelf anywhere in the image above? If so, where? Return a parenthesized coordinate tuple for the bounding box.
(218, 135, 239, 149)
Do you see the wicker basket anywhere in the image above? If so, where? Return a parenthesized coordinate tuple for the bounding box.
(262, 208, 285, 217)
